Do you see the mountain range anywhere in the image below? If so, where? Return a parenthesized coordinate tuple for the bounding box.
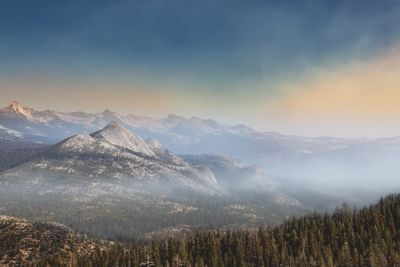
(1, 101, 400, 238)
(0, 101, 253, 146)
(0, 101, 366, 155)
(0, 118, 288, 238)
(2, 100, 400, 192)
(2, 101, 400, 159)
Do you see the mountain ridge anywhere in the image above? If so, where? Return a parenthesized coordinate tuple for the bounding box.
(2, 101, 400, 193)
(0, 101, 294, 142)
(0, 121, 221, 195)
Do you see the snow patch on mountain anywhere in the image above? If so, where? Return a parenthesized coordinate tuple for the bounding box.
(0, 124, 23, 138)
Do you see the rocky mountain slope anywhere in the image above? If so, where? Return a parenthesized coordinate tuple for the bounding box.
(0, 121, 219, 195)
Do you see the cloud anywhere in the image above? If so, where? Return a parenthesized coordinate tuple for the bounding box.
(261, 44, 400, 137)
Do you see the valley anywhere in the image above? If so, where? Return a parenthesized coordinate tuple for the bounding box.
(0, 101, 399, 266)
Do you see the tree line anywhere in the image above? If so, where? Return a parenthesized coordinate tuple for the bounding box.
(29, 194, 400, 266)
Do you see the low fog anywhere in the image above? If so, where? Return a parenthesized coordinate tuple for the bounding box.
(251, 144, 400, 206)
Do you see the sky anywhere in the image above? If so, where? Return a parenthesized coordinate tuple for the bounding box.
(1, 0, 400, 137)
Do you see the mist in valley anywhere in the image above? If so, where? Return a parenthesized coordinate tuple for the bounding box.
(0, 100, 399, 244)
(1, 127, 399, 241)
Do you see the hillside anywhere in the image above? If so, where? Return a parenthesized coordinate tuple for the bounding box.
(0, 215, 107, 266)
(1, 194, 400, 266)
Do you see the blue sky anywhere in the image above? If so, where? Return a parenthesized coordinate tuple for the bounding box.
(1, 0, 400, 136)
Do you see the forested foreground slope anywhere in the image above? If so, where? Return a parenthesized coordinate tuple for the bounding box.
(2, 194, 400, 266)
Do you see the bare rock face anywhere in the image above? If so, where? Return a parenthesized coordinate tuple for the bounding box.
(8, 101, 34, 117)
(91, 121, 156, 157)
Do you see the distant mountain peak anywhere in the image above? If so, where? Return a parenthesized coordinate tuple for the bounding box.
(103, 120, 123, 130)
(164, 114, 185, 121)
(228, 124, 257, 135)
(5, 101, 33, 117)
(101, 108, 115, 115)
(91, 121, 156, 157)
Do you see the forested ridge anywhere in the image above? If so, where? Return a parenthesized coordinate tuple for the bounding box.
(2, 194, 400, 266)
